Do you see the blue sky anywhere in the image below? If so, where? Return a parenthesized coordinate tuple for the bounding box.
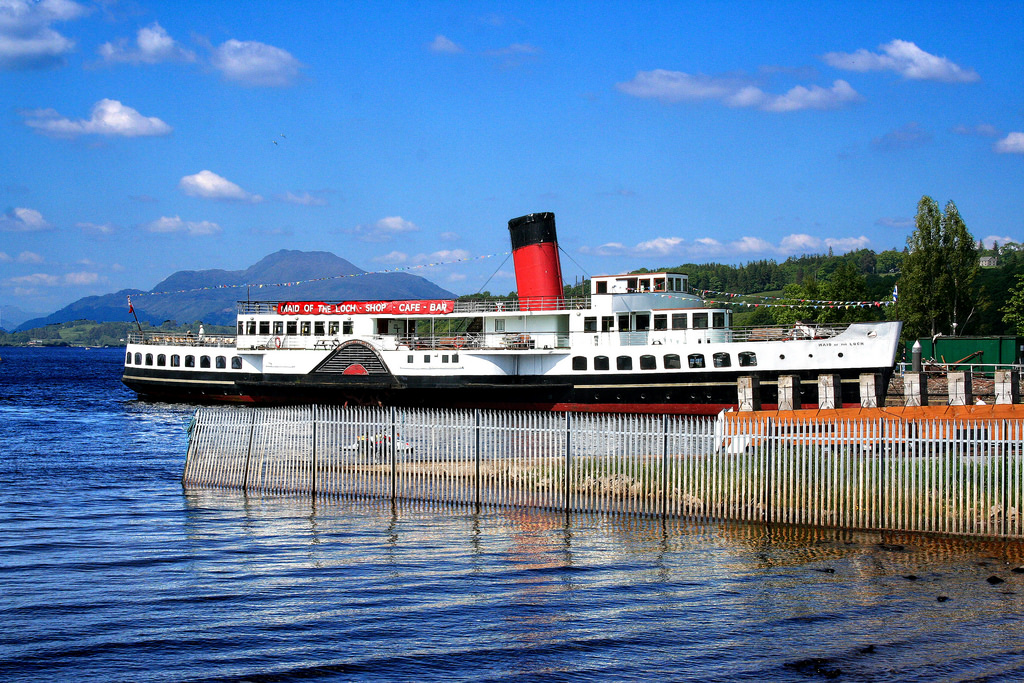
(2, 0, 1022, 314)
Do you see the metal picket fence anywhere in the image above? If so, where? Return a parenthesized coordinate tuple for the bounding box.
(183, 405, 1024, 539)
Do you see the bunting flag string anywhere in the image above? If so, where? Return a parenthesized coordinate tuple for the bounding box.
(130, 251, 510, 299)
(693, 289, 893, 307)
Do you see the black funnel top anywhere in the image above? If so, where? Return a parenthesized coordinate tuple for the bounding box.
(508, 212, 557, 251)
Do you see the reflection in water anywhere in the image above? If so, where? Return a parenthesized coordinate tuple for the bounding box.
(172, 490, 1024, 680)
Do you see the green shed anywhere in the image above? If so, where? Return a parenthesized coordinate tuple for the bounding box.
(905, 336, 1023, 368)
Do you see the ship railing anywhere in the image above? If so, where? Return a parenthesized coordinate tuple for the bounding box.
(126, 331, 237, 347)
(235, 297, 593, 316)
(729, 323, 844, 343)
(895, 362, 1024, 378)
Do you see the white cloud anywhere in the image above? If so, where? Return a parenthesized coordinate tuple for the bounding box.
(952, 123, 1000, 137)
(352, 216, 420, 242)
(0, 0, 88, 70)
(8, 272, 59, 286)
(76, 221, 116, 235)
(17, 251, 43, 263)
(142, 215, 221, 235)
(440, 231, 460, 241)
(0, 207, 51, 231)
(179, 170, 261, 202)
(822, 39, 979, 83)
(982, 235, 1018, 247)
(211, 39, 303, 86)
(22, 99, 172, 138)
(875, 217, 914, 229)
(580, 232, 870, 259)
(617, 70, 860, 112)
(278, 191, 328, 206)
(98, 22, 196, 64)
(429, 35, 463, 54)
(994, 132, 1024, 154)
(779, 234, 822, 252)
(412, 249, 470, 263)
(372, 251, 408, 264)
(872, 122, 932, 150)
(64, 271, 98, 285)
(0, 252, 9, 262)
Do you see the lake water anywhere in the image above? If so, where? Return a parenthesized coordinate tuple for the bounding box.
(2, 346, 1024, 682)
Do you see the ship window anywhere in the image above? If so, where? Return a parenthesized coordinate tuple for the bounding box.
(145, 354, 153, 366)
(640, 354, 657, 370)
(594, 355, 609, 371)
(713, 352, 731, 368)
(713, 312, 726, 329)
(424, 354, 431, 363)
(200, 356, 211, 368)
(572, 356, 587, 371)
(407, 355, 414, 363)
(688, 353, 705, 369)
(664, 354, 681, 369)
(596, 280, 608, 294)
(231, 357, 242, 370)
(246, 321, 256, 335)
(134, 353, 142, 365)
(654, 278, 666, 292)
(125, 352, 131, 364)
(654, 314, 668, 331)
(617, 356, 633, 371)
(638, 279, 650, 292)
(157, 354, 166, 366)
(635, 314, 650, 331)
(495, 319, 505, 332)
(627, 277, 638, 291)
(584, 317, 597, 332)
(286, 321, 297, 335)
(216, 356, 227, 369)
(314, 321, 325, 336)
(602, 316, 614, 332)
(672, 314, 687, 330)
(237, 322, 244, 335)
(739, 351, 757, 367)
(693, 313, 708, 329)
(299, 321, 310, 336)
(171, 355, 181, 367)
(343, 321, 354, 335)
(618, 315, 631, 331)
(273, 321, 284, 335)
(185, 355, 195, 368)
(329, 322, 339, 335)
(452, 354, 459, 363)
(442, 354, 449, 363)
(259, 321, 270, 335)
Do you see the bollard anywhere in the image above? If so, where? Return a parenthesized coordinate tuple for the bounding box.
(995, 369, 1020, 405)
(912, 340, 922, 372)
(904, 372, 927, 407)
(777, 375, 800, 410)
(948, 371, 973, 406)
(859, 372, 884, 408)
(737, 376, 761, 411)
(818, 374, 841, 410)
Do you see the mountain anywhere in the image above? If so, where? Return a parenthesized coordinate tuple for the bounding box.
(17, 250, 456, 330)
(1, 304, 45, 331)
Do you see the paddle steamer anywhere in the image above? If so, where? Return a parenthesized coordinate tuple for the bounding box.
(122, 213, 902, 414)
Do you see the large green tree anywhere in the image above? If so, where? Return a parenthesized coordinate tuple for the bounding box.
(898, 196, 978, 337)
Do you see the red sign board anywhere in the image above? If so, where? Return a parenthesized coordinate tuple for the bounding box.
(275, 300, 455, 316)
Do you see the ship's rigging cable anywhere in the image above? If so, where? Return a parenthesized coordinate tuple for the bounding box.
(475, 252, 512, 296)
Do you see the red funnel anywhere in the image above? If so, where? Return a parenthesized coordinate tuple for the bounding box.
(508, 212, 564, 311)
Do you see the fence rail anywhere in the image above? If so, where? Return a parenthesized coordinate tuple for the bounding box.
(183, 405, 1024, 539)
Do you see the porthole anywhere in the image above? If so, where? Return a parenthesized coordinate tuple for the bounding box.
(780, 354, 786, 360)
(838, 352, 844, 358)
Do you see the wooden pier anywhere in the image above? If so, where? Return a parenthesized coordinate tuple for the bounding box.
(183, 404, 1024, 540)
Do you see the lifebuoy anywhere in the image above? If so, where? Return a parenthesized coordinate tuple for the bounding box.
(454, 336, 465, 349)
(274, 336, 282, 349)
